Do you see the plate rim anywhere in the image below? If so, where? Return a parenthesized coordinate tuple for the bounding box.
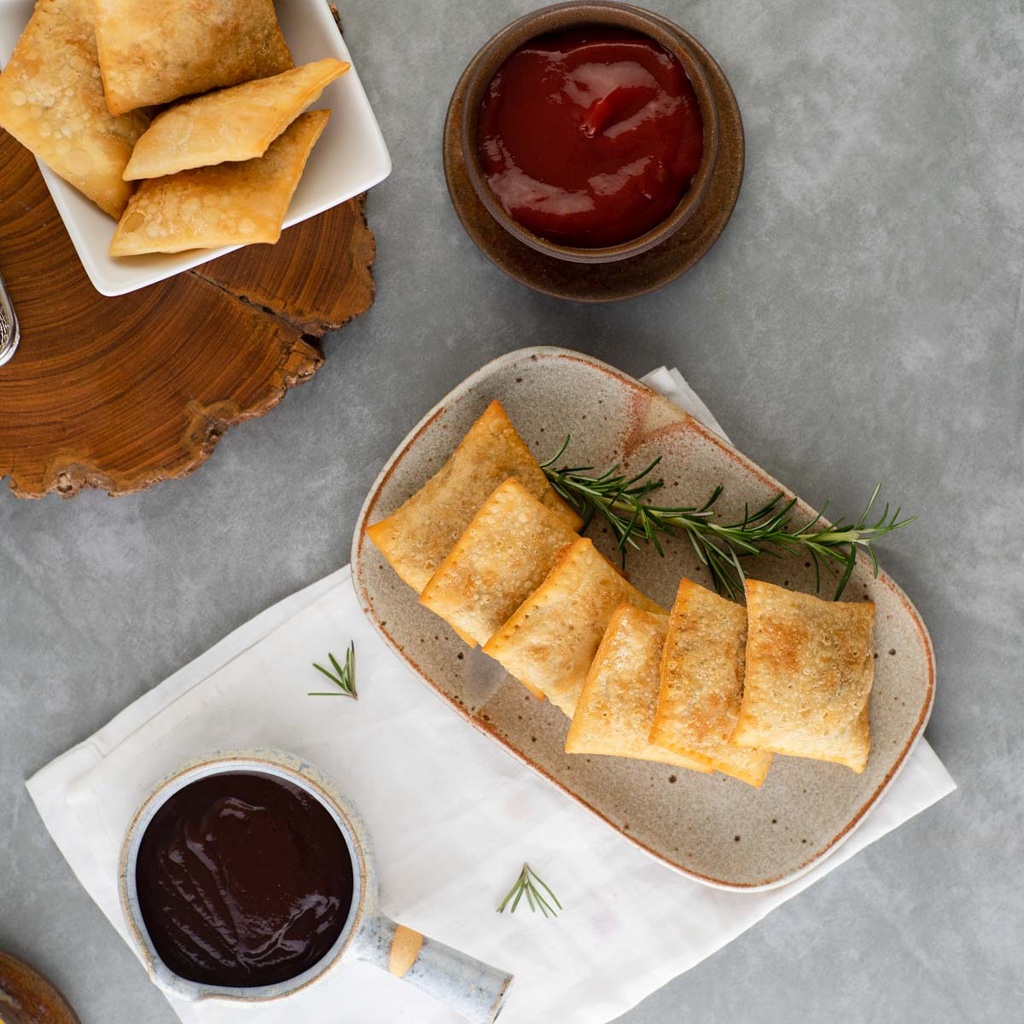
(351, 346, 936, 891)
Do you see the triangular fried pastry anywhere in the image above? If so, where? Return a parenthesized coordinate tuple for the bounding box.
(94, 0, 293, 115)
(731, 579, 875, 773)
(123, 59, 349, 180)
(482, 537, 664, 716)
(651, 578, 772, 787)
(109, 110, 328, 256)
(366, 401, 582, 596)
(420, 478, 580, 648)
(0, 0, 150, 218)
(566, 605, 712, 773)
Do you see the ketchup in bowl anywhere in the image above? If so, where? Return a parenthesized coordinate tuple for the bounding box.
(477, 26, 704, 249)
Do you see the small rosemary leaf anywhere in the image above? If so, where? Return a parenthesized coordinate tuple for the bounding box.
(344, 643, 357, 698)
(314, 661, 342, 685)
(530, 868, 564, 910)
(800, 506, 825, 534)
(833, 549, 858, 600)
(872, 501, 892, 530)
(541, 436, 571, 468)
(864, 482, 882, 516)
(722, 533, 760, 556)
(310, 642, 357, 698)
(497, 863, 561, 918)
(809, 549, 823, 592)
(496, 879, 516, 914)
(510, 885, 525, 914)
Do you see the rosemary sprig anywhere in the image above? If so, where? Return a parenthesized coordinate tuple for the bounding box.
(541, 438, 915, 600)
(497, 863, 562, 918)
(309, 641, 357, 698)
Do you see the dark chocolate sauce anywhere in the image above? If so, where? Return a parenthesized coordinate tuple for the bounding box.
(135, 772, 354, 988)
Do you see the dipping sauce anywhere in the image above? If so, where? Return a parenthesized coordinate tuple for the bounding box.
(478, 26, 704, 248)
(135, 772, 353, 988)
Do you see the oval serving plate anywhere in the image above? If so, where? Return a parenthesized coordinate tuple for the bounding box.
(351, 347, 935, 890)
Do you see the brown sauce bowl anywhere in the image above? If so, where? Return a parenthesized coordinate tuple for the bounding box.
(455, 1, 721, 265)
(118, 750, 512, 1020)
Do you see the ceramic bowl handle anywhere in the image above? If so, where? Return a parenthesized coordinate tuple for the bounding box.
(356, 913, 512, 1023)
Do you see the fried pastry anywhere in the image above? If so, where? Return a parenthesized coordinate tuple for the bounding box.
(0, 0, 150, 218)
(366, 401, 582, 595)
(109, 110, 328, 256)
(420, 477, 579, 648)
(482, 537, 664, 716)
(94, 0, 293, 115)
(731, 579, 875, 772)
(651, 579, 772, 787)
(566, 605, 712, 773)
(123, 59, 349, 181)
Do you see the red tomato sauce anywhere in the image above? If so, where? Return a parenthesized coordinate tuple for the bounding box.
(477, 27, 704, 248)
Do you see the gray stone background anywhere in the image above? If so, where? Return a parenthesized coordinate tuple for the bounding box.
(1, 0, 1022, 1021)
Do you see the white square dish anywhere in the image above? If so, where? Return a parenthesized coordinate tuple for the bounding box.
(0, 0, 391, 296)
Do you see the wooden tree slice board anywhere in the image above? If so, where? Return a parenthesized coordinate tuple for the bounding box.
(0, 949, 80, 1024)
(0, 130, 376, 498)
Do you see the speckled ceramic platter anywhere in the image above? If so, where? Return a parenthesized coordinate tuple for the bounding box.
(351, 348, 935, 890)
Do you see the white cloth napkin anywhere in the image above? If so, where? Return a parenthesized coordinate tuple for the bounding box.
(26, 368, 955, 1024)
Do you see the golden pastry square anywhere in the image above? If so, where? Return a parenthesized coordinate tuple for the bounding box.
(0, 0, 150, 218)
(94, 0, 294, 115)
(109, 109, 329, 256)
(366, 401, 582, 595)
(419, 477, 580, 647)
(482, 537, 664, 717)
(123, 59, 349, 181)
(565, 604, 712, 774)
(651, 579, 772, 788)
(732, 579, 876, 773)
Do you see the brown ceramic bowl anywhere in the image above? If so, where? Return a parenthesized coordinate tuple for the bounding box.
(457, 1, 721, 265)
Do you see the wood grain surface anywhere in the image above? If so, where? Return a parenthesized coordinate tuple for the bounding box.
(0, 131, 376, 499)
(0, 949, 81, 1024)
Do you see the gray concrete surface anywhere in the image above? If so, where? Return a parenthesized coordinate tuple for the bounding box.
(1, 1, 1022, 1021)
